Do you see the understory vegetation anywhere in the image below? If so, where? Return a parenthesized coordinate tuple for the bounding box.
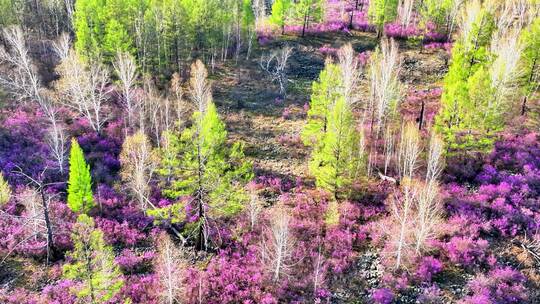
(0, 0, 539, 303)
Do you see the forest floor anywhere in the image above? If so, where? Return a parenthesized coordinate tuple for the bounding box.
(212, 30, 448, 182)
(210, 31, 453, 302)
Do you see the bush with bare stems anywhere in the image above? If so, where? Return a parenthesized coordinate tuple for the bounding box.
(261, 205, 295, 282)
(260, 46, 293, 96)
(382, 128, 446, 269)
(155, 233, 187, 304)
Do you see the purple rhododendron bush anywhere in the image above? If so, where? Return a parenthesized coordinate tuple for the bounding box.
(0, 0, 539, 303)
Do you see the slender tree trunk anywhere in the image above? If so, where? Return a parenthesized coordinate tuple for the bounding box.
(302, 8, 310, 37)
(349, 0, 360, 29)
(418, 99, 425, 130)
(40, 189, 57, 261)
(521, 95, 528, 116)
(196, 139, 206, 250)
(522, 58, 537, 116)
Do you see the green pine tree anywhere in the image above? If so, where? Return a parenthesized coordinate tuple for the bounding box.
(73, 0, 136, 62)
(302, 60, 343, 147)
(309, 97, 365, 200)
(434, 5, 496, 152)
(520, 17, 540, 115)
(294, 0, 324, 37)
(368, 0, 399, 36)
(67, 139, 95, 214)
(156, 100, 252, 249)
(63, 214, 124, 304)
(102, 19, 134, 62)
(270, 0, 292, 34)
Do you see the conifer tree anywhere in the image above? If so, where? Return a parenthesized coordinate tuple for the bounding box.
(67, 138, 94, 214)
(435, 1, 496, 151)
(63, 214, 124, 304)
(270, 0, 292, 35)
(73, 0, 135, 62)
(102, 19, 133, 63)
(309, 97, 365, 200)
(301, 59, 343, 147)
(294, 0, 324, 37)
(156, 61, 252, 250)
(369, 0, 399, 36)
(520, 17, 540, 115)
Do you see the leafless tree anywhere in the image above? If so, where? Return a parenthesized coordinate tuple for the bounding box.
(46, 115, 68, 174)
(190, 60, 211, 113)
(386, 179, 417, 269)
(2, 169, 65, 264)
(383, 126, 396, 176)
(247, 190, 263, 230)
(260, 46, 293, 96)
(414, 180, 443, 254)
(489, 28, 524, 114)
(0, 26, 52, 114)
(338, 43, 361, 106)
(155, 233, 187, 304)
(368, 38, 401, 136)
(312, 240, 326, 296)
(0, 27, 68, 174)
(425, 132, 444, 183)
(52, 32, 71, 62)
(114, 52, 140, 128)
(460, 0, 483, 45)
(55, 50, 110, 133)
(169, 72, 189, 126)
(397, 123, 422, 181)
(398, 0, 415, 27)
(261, 205, 295, 282)
(119, 131, 159, 212)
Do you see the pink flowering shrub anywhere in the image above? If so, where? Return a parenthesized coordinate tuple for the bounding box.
(115, 274, 160, 304)
(414, 256, 443, 283)
(116, 249, 155, 273)
(371, 288, 394, 304)
(460, 267, 528, 304)
(443, 236, 489, 268)
(184, 245, 276, 304)
(384, 22, 421, 39)
(277, 133, 303, 148)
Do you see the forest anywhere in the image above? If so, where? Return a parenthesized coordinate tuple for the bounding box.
(0, 0, 539, 303)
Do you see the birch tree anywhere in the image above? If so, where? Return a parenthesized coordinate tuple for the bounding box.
(260, 46, 293, 96)
(113, 51, 139, 128)
(368, 38, 401, 137)
(0, 26, 68, 174)
(119, 131, 158, 212)
(55, 50, 110, 134)
(262, 205, 295, 282)
(155, 233, 187, 304)
(338, 44, 361, 106)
